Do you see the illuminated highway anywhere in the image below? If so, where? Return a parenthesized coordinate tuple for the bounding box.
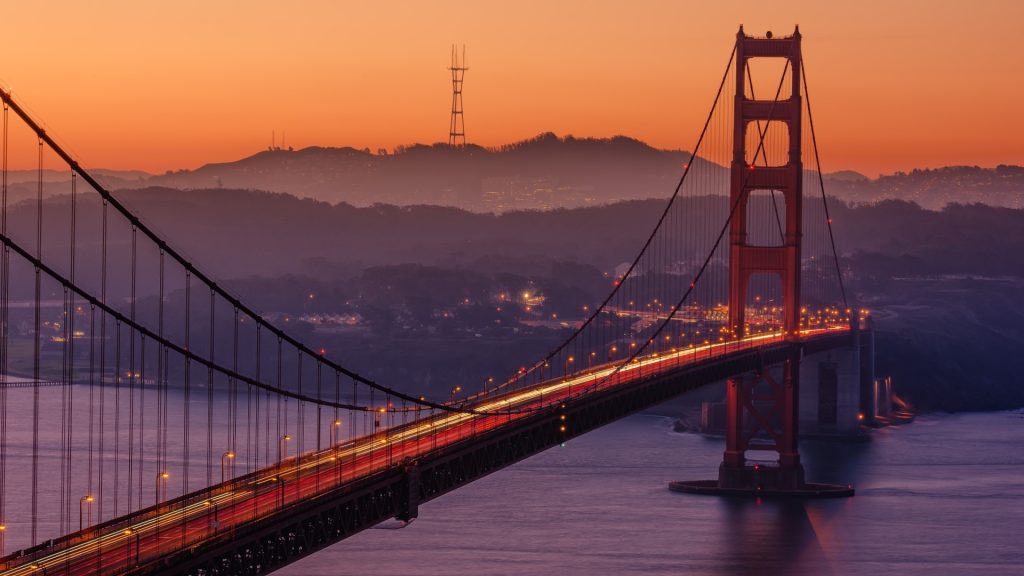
(0, 326, 848, 575)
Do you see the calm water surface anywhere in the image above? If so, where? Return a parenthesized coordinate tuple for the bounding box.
(280, 410, 1024, 576)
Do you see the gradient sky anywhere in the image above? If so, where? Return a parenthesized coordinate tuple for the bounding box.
(0, 0, 1020, 176)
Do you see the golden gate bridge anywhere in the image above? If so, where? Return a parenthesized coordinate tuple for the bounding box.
(0, 27, 868, 575)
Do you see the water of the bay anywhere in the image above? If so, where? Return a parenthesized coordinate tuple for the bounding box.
(281, 410, 1023, 576)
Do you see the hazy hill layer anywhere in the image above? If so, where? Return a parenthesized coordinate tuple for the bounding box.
(10, 134, 1021, 212)
(5, 187, 1023, 410)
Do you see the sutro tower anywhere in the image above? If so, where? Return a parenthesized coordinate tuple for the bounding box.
(448, 45, 468, 146)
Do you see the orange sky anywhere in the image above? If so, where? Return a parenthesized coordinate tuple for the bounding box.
(0, 0, 1021, 176)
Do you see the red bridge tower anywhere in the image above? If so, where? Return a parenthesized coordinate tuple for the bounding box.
(723, 26, 804, 491)
(673, 26, 853, 498)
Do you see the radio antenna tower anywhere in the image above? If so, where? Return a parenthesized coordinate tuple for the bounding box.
(448, 44, 468, 147)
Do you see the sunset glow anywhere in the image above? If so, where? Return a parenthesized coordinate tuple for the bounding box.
(0, 0, 1020, 175)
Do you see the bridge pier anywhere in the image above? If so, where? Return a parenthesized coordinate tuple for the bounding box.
(800, 341, 864, 437)
(395, 459, 421, 523)
(671, 333, 866, 498)
(717, 350, 805, 491)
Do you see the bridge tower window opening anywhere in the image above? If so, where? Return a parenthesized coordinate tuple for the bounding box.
(744, 120, 790, 167)
(743, 272, 784, 335)
(743, 189, 787, 248)
(744, 55, 793, 101)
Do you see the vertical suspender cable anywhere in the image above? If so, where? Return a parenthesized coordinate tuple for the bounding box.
(254, 325, 262, 471)
(138, 332, 146, 514)
(60, 278, 68, 534)
(98, 200, 107, 523)
(31, 137, 42, 544)
(0, 101, 7, 554)
(156, 249, 164, 490)
(182, 271, 191, 528)
(231, 307, 239, 475)
(315, 362, 321, 493)
(128, 226, 136, 514)
(114, 319, 121, 517)
(207, 289, 214, 490)
(296, 351, 303, 482)
(316, 362, 322, 453)
(67, 171, 78, 534)
(276, 337, 282, 465)
(88, 303, 95, 522)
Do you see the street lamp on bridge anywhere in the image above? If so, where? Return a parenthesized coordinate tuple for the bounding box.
(329, 419, 343, 447)
(203, 499, 220, 533)
(155, 472, 169, 506)
(278, 435, 292, 463)
(79, 495, 94, 531)
(221, 451, 236, 484)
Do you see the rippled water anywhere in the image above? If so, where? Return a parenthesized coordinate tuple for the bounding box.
(281, 410, 1024, 576)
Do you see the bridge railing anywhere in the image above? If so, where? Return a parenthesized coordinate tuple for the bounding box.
(0, 312, 859, 574)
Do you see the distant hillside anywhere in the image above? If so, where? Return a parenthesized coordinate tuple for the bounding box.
(825, 170, 869, 183)
(13, 187, 1024, 288)
(827, 165, 1024, 209)
(7, 188, 1024, 410)
(127, 140, 1024, 211)
(135, 133, 706, 211)
(10, 134, 1021, 212)
(2, 168, 151, 206)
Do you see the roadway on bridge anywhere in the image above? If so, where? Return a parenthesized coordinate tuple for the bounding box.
(0, 326, 847, 576)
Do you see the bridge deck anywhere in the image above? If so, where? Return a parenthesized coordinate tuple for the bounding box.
(0, 327, 851, 576)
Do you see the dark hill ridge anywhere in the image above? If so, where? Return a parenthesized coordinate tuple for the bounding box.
(141, 138, 1024, 211)
(16, 187, 1024, 286)
(829, 165, 1024, 209)
(143, 133, 705, 211)
(6, 188, 1023, 411)
(9, 133, 1021, 212)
